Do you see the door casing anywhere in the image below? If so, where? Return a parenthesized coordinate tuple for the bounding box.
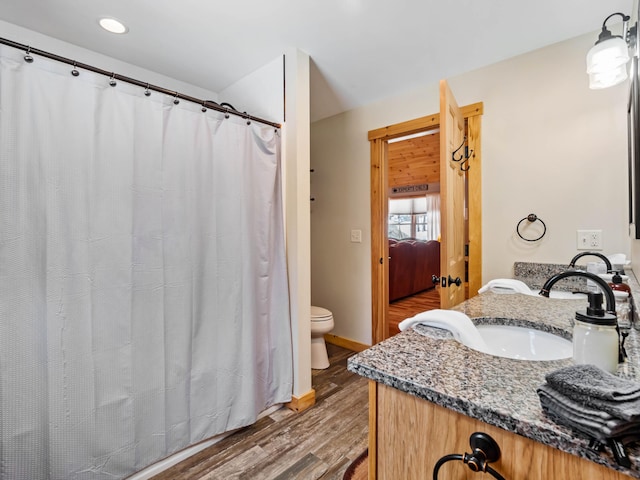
(369, 102, 483, 344)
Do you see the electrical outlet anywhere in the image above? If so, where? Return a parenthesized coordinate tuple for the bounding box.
(350, 229, 362, 243)
(576, 230, 602, 250)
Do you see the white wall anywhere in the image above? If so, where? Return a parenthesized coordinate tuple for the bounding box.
(451, 32, 629, 281)
(311, 31, 630, 346)
(282, 48, 312, 398)
(0, 20, 219, 101)
(220, 56, 284, 124)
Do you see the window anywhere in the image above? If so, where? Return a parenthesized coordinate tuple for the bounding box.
(388, 213, 412, 239)
(388, 213, 429, 239)
(388, 195, 440, 241)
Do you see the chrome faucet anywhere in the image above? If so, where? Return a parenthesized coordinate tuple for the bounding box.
(568, 251, 613, 273)
(539, 270, 616, 314)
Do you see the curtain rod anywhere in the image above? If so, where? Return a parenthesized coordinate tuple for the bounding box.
(0, 36, 281, 129)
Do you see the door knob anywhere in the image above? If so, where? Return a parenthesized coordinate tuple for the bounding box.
(433, 275, 462, 287)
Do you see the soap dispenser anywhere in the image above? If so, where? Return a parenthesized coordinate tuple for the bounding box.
(609, 271, 631, 294)
(609, 272, 632, 331)
(573, 292, 619, 373)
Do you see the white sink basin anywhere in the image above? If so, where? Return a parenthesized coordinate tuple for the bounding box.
(548, 291, 587, 300)
(474, 324, 572, 361)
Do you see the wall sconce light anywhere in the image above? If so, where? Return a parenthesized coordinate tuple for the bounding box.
(586, 12, 637, 89)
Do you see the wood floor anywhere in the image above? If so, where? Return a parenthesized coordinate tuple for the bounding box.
(148, 344, 368, 480)
(388, 287, 440, 336)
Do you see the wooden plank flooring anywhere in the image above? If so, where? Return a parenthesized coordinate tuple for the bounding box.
(388, 288, 440, 336)
(149, 344, 368, 480)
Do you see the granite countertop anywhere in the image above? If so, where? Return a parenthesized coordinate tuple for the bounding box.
(348, 268, 640, 478)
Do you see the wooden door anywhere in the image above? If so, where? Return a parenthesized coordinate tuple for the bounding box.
(439, 80, 466, 308)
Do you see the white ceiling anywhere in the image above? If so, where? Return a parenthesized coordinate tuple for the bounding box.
(0, 0, 634, 122)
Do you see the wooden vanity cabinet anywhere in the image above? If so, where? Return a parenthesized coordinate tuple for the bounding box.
(370, 382, 634, 480)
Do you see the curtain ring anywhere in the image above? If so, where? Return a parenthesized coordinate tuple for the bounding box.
(516, 214, 547, 242)
(224, 107, 230, 119)
(71, 62, 79, 77)
(173, 92, 180, 105)
(24, 46, 34, 63)
(109, 73, 117, 87)
(144, 83, 151, 97)
(201, 101, 207, 113)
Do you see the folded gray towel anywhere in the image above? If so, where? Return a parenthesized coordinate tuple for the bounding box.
(537, 384, 614, 422)
(546, 364, 640, 402)
(567, 391, 640, 422)
(541, 404, 640, 442)
(538, 391, 640, 440)
(537, 385, 634, 439)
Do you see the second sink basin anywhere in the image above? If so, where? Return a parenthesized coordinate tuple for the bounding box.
(474, 324, 572, 361)
(547, 290, 587, 300)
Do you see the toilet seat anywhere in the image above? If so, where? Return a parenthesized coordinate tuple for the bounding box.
(311, 306, 333, 321)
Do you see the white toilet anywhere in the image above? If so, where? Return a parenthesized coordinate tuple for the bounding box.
(310, 306, 335, 369)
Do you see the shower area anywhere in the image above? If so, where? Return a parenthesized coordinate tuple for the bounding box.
(0, 40, 294, 479)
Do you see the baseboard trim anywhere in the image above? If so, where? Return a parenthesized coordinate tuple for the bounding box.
(324, 333, 370, 352)
(286, 389, 316, 413)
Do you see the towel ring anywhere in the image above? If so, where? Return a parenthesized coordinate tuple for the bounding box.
(432, 432, 505, 480)
(517, 214, 546, 242)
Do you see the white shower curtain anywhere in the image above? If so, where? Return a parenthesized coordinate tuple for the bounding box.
(0, 45, 293, 479)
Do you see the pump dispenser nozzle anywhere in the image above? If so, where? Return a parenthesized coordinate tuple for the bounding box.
(586, 292, 605, 317)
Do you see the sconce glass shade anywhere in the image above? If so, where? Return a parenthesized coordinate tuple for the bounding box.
(586, 36, 630, 88)
(588, 64, 629, 89)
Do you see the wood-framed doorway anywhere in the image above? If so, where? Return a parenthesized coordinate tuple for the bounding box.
(369, 102, 483, 344)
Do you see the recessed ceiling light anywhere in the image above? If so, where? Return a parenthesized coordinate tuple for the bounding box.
(98, 17, 128, 34)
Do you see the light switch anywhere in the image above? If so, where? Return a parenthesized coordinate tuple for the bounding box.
(350, 229, 362, 243)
